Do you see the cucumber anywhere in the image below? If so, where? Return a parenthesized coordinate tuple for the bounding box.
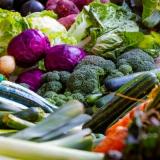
(0, 97, 28, 112)
(2, 114, 35, 130)
(0, 83, 55, 113)
(105, 68, 160, 91)
(13, 107, 46, 122)
(83, 73, 159, 133)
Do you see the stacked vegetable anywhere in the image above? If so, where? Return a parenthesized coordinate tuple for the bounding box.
(1, 0, 160, 159)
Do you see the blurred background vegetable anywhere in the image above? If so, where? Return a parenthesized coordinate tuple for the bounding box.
(0, 56, 16, 76)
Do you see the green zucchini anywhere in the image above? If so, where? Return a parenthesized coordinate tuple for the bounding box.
(2, 114, 35, 130)
(83, 73, 159, 133)
(0, 83, 55, 113)
(1, 81, 58, 111)
(0, 97, 28, 112)
(13, 107, 46, 122)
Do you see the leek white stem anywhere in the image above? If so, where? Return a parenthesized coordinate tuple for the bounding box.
(0, 137, 104, 160)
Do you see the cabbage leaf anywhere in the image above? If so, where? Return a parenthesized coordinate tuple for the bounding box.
(26, 11, 77, 45)
(68, 2, 140, 59)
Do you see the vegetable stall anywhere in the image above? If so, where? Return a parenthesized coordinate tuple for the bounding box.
(0, 0, 160, 159)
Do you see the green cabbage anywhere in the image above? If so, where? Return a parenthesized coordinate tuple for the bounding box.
(68, 2, 140, 59)
(26, 11, 77, 45)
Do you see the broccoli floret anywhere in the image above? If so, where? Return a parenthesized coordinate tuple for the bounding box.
(71, 93, 85, 102)
(116, 58, 129, 67)
(75, 55, 116, 74)
(42, 71, 60, 82)
(44, 91, 73, 106)
(119, 64, 133, 75)
(117, 49, 156, 72)
(38, 81, 63, 95)
(38, 70, 71, 95)
(107, 69, 124, 80)
(59, 71, 71, 84)
(67, 66, 104, 95)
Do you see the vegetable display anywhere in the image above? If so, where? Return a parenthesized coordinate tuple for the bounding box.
(1, 0, 160, 159)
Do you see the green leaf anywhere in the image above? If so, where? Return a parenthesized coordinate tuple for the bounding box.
(0, 9, 28, 56)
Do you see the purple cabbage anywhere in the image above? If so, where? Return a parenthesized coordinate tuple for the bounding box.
(8, 29, 50, 68)
(44, 44, 86, 71)
(16, 68, 44, 92)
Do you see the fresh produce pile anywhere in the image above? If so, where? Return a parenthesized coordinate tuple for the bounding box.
(1, 0, 160, 159)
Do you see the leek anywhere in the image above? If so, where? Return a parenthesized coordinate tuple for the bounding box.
(12, 100, 85, 140)
(0, 137, 105, 160)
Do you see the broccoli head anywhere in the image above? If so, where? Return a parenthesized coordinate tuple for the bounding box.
(67, 65, 105, 95)
(117, 49, 156, 72)
(106, 69, 124, 80)
(38, 71, 71, 96)
(118, 64, 133, 75)
(75, 55, 116, 74)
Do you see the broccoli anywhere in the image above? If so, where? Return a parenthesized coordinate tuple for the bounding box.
(67, 65, 105, 95)
(118, 64, 133, 75)
(75, 55, 116, 74)
(38, 71, 71, 96)
(117, 49, 156, 72)
(43, 91, 84, 106)
(106, 69, 124, 80)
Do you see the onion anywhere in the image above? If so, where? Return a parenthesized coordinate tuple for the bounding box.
(0, 55, 16, 75)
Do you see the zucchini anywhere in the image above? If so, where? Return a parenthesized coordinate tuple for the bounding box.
(2, 114, 35, 130)
(13, 107, 46, 122)
(105, 68, 160, 91)
(1, 81, 58, 111)
(0, 83, 55, 113)
(83, 73, 159, 133)
(0, 97, 28, 112)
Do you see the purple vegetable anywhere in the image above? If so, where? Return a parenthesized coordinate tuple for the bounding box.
(58, 14, 78, 29)
(44, 44, 86, 71)
(8, 29, 50, 68)
(48, 0, 80, 18)
(16, 68, 44, 92)
(70, 0, 93, 10)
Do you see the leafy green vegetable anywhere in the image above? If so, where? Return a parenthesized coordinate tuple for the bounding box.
(69, 2, 140, 58)
(26, 10, 77, 45)
(139, 32, 160, 58)
(0, 9, 28, 55)
(142, 0, 160, 28)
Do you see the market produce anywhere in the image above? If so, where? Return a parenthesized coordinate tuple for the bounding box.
(84, 73, 159, 133)
(0, 56, 16, 75)
(0, 81, 57, 112)
(58, 14, 78, 29)
(8, 29, 50, 68)
(16, 68, 44, 92)
(20, 0, 45, 16)
(1, 0, 160, 159)
(44, 44, 86, 71)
